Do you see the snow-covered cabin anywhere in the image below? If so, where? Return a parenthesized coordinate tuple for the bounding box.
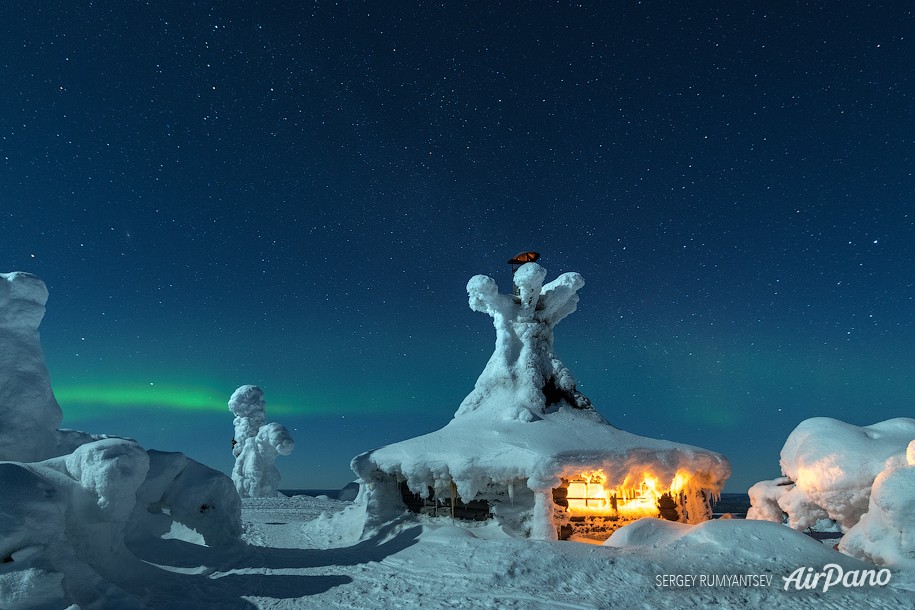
(351, 262, 731, 541)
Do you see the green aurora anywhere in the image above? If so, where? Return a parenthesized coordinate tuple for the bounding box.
(53, 383, 299, 420)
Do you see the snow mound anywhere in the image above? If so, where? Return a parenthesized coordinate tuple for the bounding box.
(748, 417, 915, 570)
(605, 517, 880, 579)
(603, 516, 693, 548)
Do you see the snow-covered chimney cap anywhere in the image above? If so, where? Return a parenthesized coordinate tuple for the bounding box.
(507, 251, 540, 274)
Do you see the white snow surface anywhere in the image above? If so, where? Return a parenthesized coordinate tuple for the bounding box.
(5, 489, 914, 609)
(840, 440, 915, 569)
(134, 494, 912, 609)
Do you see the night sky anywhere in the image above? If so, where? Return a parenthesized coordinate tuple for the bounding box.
(3, 2, 914, 492)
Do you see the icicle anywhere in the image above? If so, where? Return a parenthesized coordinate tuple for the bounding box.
(508, 479, 515, 505)
(450, 480, 457, 524)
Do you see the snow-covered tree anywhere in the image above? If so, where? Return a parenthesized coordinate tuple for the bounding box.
(0, 272, 64, 461)
(228, 385, 295, 497)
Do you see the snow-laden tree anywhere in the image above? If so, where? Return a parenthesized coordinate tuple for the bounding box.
(228, 385, 295, 497)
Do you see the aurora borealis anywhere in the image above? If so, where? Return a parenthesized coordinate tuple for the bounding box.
(3, 2, 914, 491)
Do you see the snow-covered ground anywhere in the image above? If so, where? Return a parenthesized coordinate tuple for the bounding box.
(100, 493, 910, 609)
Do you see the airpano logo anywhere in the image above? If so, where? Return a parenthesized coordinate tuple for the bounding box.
(782, 564, 892, 592)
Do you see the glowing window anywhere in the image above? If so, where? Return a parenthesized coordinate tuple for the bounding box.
(565, 479, 609, 512)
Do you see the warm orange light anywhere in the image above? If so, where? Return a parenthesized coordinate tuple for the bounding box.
(563, 469, 695, 519)
(670, 471, 689, 494)
(566, 472, 611, 513)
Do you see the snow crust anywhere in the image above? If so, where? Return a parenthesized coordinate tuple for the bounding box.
(12, 492, 903, 609)
(352, 264, 730, 539)
(229, 385, 295, 498)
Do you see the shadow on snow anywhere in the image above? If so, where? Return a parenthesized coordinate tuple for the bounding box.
(119, 525, 422, 608)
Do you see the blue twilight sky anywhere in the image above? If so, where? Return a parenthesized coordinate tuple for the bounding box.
(2, 2, 914, 492)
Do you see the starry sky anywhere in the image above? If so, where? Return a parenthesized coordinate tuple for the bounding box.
(2, 2, 914, 492)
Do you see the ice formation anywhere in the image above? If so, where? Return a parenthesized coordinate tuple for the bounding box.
(747, 417, 915, 568)
(351, 263, 731, 541)
(229, 385, 295, 498)
(0, 272, 242, 609)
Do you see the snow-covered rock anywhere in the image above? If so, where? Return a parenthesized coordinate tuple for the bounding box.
(352, 263, 730, 541)
(229, 385, 295, 498)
